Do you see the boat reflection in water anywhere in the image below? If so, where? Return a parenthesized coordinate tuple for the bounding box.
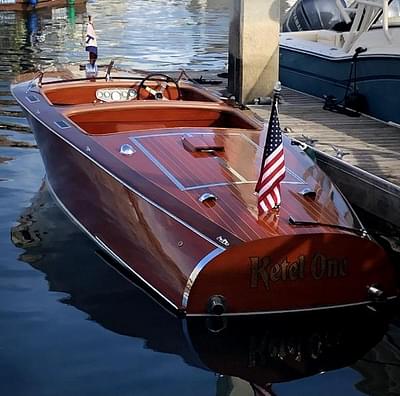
(11, 182, 391, 395)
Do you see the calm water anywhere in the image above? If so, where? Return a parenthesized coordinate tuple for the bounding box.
(0, 1, 399, 395)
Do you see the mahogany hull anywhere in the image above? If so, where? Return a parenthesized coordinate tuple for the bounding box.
(29, 116, 218, 310)
(8, 195, 391, 385)
(23, 113, 396, 315)
(12, 75, 398, 316)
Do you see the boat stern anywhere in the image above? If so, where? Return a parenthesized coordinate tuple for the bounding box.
(184, 233, 397, 316)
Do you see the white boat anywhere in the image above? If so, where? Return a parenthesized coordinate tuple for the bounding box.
(280, 0, 400, 125)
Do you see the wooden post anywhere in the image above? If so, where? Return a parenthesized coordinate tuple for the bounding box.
(228, 0, 280, 104)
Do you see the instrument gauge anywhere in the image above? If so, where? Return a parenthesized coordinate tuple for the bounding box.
(111, 91, 121, 101)
(127, 88, 137, 100)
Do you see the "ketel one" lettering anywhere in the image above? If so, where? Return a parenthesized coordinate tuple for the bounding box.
(250, 253, 348, 289)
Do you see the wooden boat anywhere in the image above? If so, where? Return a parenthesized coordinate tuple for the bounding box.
(11, 66, 398, 316)
(280, 0, 400, 124)
(10, 187, 389, 386)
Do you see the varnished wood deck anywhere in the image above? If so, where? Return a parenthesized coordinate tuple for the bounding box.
(130, 70, 400, 226)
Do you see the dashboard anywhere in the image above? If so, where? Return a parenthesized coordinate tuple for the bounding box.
(96, 88, 137, 102)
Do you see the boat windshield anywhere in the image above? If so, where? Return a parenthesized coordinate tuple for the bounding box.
(339, 0, 398, 51)
(389, 0, 400, 17)
(388, 0, 400, 23)
(373, 0, 400, 25)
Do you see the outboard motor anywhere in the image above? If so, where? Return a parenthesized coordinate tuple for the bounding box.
(282, 0, 351, 32)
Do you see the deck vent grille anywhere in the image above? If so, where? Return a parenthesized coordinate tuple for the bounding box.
(25, 95, 40, 103)
(54, 120, 71, 129)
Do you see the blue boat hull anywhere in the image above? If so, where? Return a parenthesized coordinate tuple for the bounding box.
(279, 46, 400, 125)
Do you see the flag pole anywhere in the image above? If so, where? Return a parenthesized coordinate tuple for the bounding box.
(255, 79, 286, 217)
(255, 81, 282, 193)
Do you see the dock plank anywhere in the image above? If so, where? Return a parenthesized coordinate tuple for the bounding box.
(249, 87, 400, 187)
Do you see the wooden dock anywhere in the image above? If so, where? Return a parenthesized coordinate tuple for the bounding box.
(248, 87, 400, 227)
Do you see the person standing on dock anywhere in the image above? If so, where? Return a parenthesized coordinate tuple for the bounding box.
(85, 15, 98, 78)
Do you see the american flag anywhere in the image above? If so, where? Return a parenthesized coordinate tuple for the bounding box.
(255, 95, 286, 216)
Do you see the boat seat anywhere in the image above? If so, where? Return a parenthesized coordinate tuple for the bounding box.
(67, 105, 259, 135)
(282, 31, 319, 42)
(316, 30, 343, 47)
(281, 30, 348, 49)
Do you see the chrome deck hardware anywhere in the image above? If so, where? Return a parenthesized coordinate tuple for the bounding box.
(199, 192, 217, 204)
(119, 144, 135, 156)
(105, 60, 114, 82)
(299, 187, 316, 199)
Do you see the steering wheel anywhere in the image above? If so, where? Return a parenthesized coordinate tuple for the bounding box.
(137, 73, 181, 100)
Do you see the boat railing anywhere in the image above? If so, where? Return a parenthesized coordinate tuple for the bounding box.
(336, 0, 392, 52)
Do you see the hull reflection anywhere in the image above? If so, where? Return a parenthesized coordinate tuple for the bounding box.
(11, 183, 391, 388)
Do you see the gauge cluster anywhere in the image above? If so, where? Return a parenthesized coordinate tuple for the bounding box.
(96, 88, 137, 102)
